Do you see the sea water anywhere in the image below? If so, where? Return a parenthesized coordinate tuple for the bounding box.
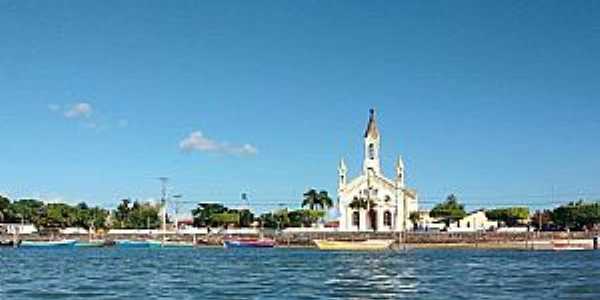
(1, 248, 599, 299)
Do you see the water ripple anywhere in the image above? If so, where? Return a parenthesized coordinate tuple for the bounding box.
(1, 248, 600, 299)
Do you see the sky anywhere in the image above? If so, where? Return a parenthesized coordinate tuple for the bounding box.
(1, 1, 600, 213)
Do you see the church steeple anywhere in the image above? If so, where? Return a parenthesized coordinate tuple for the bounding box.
(338, 158, 347, 189)
(395, 155, 405, 188)
(363, 108, 381, 175)
(364, 109, 379, 139)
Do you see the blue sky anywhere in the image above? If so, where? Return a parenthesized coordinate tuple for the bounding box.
(1, 1, 599, 213)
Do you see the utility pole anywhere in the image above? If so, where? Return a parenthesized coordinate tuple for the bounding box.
(172, 194, 183, 234)
(537, 209, 542, 238)
(158, 177, 169, 242)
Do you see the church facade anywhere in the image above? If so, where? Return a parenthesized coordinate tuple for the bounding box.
(337, 109, 418, 232)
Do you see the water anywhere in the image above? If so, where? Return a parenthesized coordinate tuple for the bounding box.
(1, 248, 600, 299)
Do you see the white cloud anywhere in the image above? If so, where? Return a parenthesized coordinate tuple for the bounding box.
(179, 131, 258, 156)
(64, 102, 93, 118)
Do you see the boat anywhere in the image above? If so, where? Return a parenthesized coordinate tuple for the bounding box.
(74, 240, 110, 248)
(551, 240, 591, 251)
(160, 241, 195, 248)
(116, 239, 162, 249)
(223, 238, 276, 248)
(0, 240, 20, 247)
(20, 239, 77, 248)
(313, 239, 394, 251)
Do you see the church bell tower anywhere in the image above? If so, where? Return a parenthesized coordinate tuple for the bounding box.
(363, 109, 381, 175)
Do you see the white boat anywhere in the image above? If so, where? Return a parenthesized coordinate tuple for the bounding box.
(552, 240, 591, 251)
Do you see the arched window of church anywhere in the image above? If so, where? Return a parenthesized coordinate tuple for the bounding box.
(352, 211, 360, 227)
(368, 143, 375, 160)
(384, 211, 392, 226)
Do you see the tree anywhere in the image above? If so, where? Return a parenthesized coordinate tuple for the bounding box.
(530, 209, 553, 231)
(318, 190, 333, 209)
(0, 195, 10, 222)
(9, 199, 44, 224)
(430, 194, 466, 226)
(551, 200, 600, 230)
(349, 197, 375, 210)
(112, 200, 160, 229)
(485, 207, 529, 227)
(191, 203, 228, 227)
(287, 209, 325, 227)
(409, 211, 422, 230)
(302, 189, 320, 210)
(259, 209, 290, 229)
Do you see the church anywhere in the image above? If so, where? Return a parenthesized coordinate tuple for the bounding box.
(337, 109, 419, 232)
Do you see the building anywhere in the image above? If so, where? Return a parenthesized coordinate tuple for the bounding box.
(0, 223, 38, 235)
(337, 109, 418, 232)
(447, 210, 498, 232)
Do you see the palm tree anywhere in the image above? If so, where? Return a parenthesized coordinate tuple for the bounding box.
(317, 190, 333, 209)
(302, 189, 320, 210)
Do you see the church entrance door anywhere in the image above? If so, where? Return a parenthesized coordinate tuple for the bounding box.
(368, 209, 377, 231)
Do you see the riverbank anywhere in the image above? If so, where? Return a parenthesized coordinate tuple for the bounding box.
(3, 230, 598, 250)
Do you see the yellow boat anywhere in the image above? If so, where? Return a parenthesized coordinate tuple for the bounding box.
(313, 239, 394, 251)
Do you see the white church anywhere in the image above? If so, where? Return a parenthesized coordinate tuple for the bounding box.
(337, 109, 419, 232)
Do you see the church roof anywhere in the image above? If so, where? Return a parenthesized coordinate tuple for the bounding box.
(364, 108, 379, 138)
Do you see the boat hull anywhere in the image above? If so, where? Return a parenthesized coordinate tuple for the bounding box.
(161, 241, 195, 248)
(223, 239, 275, 248)
(313, 239, 394, 251)
(116, 240, 162, 249)
(0, 240, 20, 247)
(20, 240, 76, 248)
(74, 240, 107, 248)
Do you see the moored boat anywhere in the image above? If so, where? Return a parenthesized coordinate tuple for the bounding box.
(223, 238, 276, 248)
(313, 239, 394, 251)
(74, 240, 110, 248)
(161, 241, 194, 248)
(0, 240, 21, 247)
(552, 240, 591, 251)
(116, 239, 162, 248)
(20, 239, 77, 248)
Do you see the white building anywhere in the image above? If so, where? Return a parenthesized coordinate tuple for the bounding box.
(337, 109, 418, 232)
(447, 210, 498, 232)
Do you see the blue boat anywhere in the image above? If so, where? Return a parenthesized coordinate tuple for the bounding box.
(20, 239, 76, 248)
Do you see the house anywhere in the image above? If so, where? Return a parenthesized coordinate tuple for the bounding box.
(447, 210, 497, 232)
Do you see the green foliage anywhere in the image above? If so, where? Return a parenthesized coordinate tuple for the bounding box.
(288, 209, 325, 227)
(191, 203, 254, 227)
(348, 197, 376, 210)
(259, 209, 325, 229)
(302, 189, 333, 210)
(409, 211, 421, 224)
(530, 209, 553, 230)
(0, 195, 10, 222)
(551, 200, 600, 230)
(7, 199, 44, 223)
(485, 207, 529, 226)
(112, 199, 161, 229)
(259, 209, 290, 229)
(0, 197, 109, 230)
(430, 194, 466, 221)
